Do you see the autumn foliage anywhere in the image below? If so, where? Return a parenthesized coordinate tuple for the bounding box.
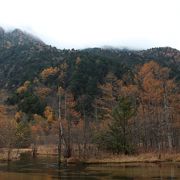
(2, 60, 180, 157)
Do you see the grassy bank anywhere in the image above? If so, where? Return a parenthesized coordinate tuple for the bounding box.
(84, 153, 180, 164)
(0, 148, 31, 161)
(1, 145, 180, 164)
(36, 145, 180, 164)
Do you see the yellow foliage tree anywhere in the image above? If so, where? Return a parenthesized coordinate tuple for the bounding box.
(35, 87, 52, 100)
(40, 67, 58, 80)
(44, 106, 56, 124)
(15, 111, 23, 123)
(17, 81, 30, 94)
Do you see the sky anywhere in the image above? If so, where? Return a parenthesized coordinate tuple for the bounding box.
(0, 0, 180, 50)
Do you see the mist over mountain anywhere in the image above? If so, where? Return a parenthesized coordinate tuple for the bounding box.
(0, 27, 179, 90)
(0, 27, 44, 48)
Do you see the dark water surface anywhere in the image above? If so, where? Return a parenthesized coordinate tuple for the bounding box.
(0, 156, 180, 179)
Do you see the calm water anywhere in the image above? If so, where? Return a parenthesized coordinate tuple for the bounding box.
(0, 156, 180, 179)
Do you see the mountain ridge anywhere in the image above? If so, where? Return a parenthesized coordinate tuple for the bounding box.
(0, 27, 179, 89)
(0, 27, 44, 48)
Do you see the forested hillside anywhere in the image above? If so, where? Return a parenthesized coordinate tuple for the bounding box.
(0, 28, 179, 160)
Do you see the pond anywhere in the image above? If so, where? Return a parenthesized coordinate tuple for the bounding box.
(0, 156, 180, 179)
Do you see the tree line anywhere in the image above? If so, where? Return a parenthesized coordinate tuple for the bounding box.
(1, 58, 179, 161)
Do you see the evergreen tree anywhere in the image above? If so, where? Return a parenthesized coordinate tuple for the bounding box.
(110, 96, 136, 154)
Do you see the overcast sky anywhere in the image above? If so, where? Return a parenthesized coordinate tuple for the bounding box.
(0, 0, 179, 50)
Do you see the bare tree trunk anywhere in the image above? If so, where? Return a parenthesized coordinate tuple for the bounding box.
(7, 148, 11, 161)
(65, 91, 71, 158)
(77, 136, 81, 159)
(83, 104, 87, 159)
(163, 83, 173, 150)
(58, 87, 63, 165)
(32, 142, 37, 158)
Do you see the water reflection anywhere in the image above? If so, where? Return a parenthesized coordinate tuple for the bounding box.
(0, 156, 180, 179)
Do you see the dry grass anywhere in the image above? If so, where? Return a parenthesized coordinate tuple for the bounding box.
(0, 148, 31, 161)
(0, 145, 57, 161)
(85, 152, 180, 164)
(36, 144, 57, 155)
(1, 145, 180, 164)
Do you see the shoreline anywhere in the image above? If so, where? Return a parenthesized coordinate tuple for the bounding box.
(0, 147, 180, 164)
(68, 153, 180, 164)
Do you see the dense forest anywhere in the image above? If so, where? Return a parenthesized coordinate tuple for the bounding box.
(0, 28, 179, 161)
